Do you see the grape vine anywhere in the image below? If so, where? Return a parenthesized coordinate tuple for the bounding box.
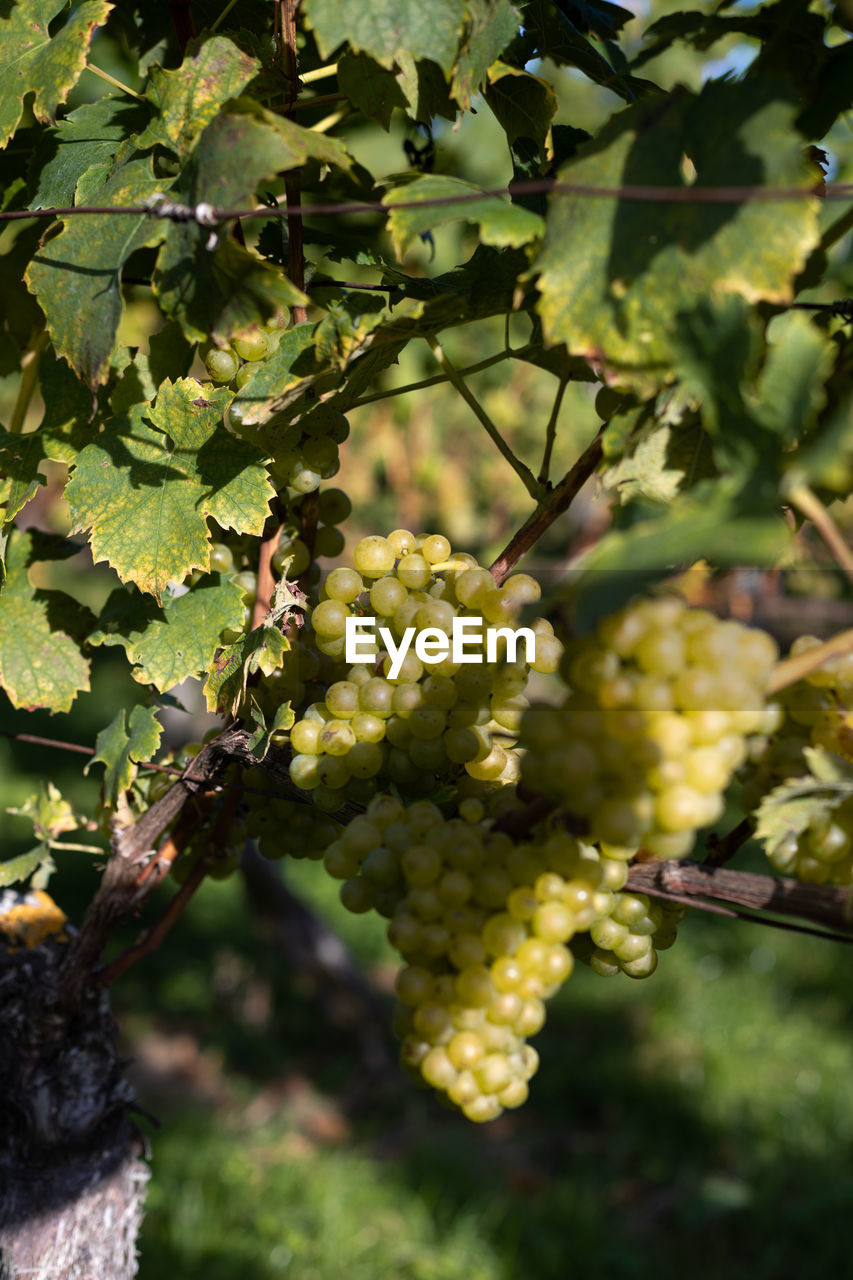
(1, 0, 853, 1149)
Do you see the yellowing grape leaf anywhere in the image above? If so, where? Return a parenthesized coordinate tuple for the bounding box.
(25, 153, 170, 387)
(0, 528, 90, 712)
(754, 749, 853, 858)
(66, 380, 273, 600)
(0, 426, 45, 524)
(89, 575, 246, 691)
(7, 781, 82, 839)
(0, 0, 113, 150)
(535, 81, 821, 388)
(88, 705, 163, 809)
(304, 0, 467, 72)
(384, 174, 544, 257)
(136, 36, 260, 154)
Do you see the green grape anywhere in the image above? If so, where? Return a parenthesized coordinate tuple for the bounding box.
(233, 330, 270, 362)
(314, 525, 346, 559)
(209, 542, 235, 574)
(318, 488, 352, 525)
(272, 537, 311, 577)
(203, 346, 239, 383)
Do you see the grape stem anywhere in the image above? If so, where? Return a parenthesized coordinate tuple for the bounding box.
(95, 858, 209, 986)
(10, 330, 47, 434)
(251, 519, 285, 630)
(489, 427, 605, 584)
(766, 626, 853, 695)
(537, 375, 568, 484)
(349, 346, 530, 408)
(787, 482, 853, 590)
(84, 63, 143, 101)
(626, 858, 853, 941)
(425, 335, 541, 500)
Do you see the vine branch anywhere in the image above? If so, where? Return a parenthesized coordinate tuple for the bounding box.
(489, 427, 604, 583)
(425, 335, 540, 500)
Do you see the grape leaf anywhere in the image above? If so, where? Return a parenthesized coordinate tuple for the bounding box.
(452, 0, 520, 109)
(754, 751, 853, 858)
(517, 0, 646, 101)
(750, 311, 834, 443)
(337, 51, 407, 130)
(304, 0, 467, 73)
(383, 174, 544, 256)
(204, 625, 289, 718)
(0, 426, 45, 524)
(204, 581, 299, 716)
(0, 847, 51, 889)
(89, 575, 247, 690)
(29, 98, 150, 208)
(535, 80, 821, 388)
(88, 705, 163, 809)
(0, 0, 113, 150)
(66, 379, 273, 600)
(0, 528, 90, 711)
(136, 36, 260, 154)
(25, 153, 170, 388)
(7, 781, 82, 838)
(152, 103, 344, 341)
(229, 323, 321, 427)
(484, 61, 558, 157)
(245, 696, 296, 759)
(566, 481, 792, 628)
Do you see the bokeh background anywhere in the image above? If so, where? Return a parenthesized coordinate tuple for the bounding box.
(3, 1, 853, 1275)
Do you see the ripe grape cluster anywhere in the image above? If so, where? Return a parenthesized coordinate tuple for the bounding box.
(520, 596, 779, 857)
(320, 791, 676, 1120)
(287, 532, 562, 812)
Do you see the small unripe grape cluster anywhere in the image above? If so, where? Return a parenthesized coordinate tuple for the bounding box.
(201, 315, 288, 389)
(287, 531, 562, 811)
(242, 768, 341, 860)
(574, 890, 686, 978)
(765, 798, 853, 886)
(520, 597, 779, 857)
(320, 793, 630, 1120)
(265, 403, 349, 496)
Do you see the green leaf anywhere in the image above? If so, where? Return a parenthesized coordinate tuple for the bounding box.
(89, 575, 247, 690)
(204, 625, 289, 718)
(88, 705, 163, 809)
(517, 0, 647, 102)
(601, 408, 715, 504)
(0, 527, 90, 711)
(337, 51, 407, 130)
(566, 482, 792, 628)
(304, 0, 467, 73)
(29, 99, 150, 208)
(0, 426, 46, 523)
(383, 174, 544, 257)
(484, 61, 557, 158)
(751, 311, 834, 443)
(0, 846, 51, 889)
(452, 0, 519, 109)
(754, 752, 853, 858)
(66, 379, 274, 599)
(25, 153, 169, 388)
(535, 81, 821, 388)
(152, 102, 344, 341)
(0, 0, 112, 150)
(204, 580, 298, 716)
(7, 781, 81, 839)
(136, 35, 260, 154)
(245, 696, 296, 759)
(229, 323, 321, 427)
(396, 53, 457, 123)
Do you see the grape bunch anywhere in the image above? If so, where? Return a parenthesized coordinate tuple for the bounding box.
(321, 792, 631, 1120)
(520, 596, 779, 857)
(573, 891, 686, 978)
(287, 531, 563, 812)
(200, 317, 288, 390)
